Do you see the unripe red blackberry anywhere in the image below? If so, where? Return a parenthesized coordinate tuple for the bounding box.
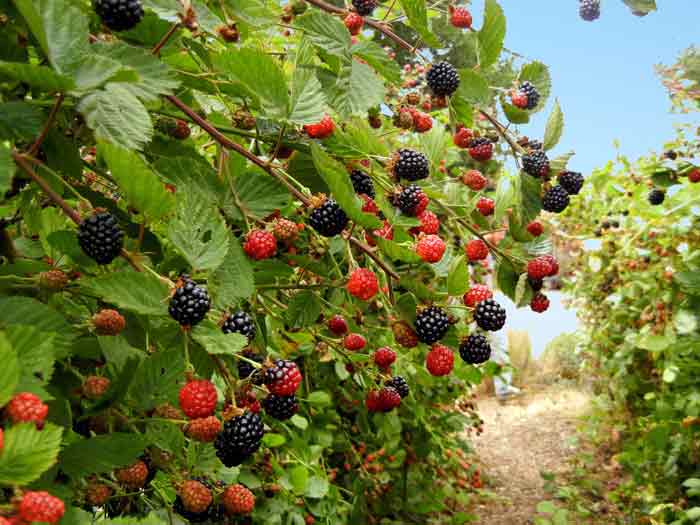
(350, 169, 375, 198)
(85, 483, 113, 506)
(426, 344, 454, 376)
(473, 299, 506, 331)
(92, 308, 126, 336)
(83, 376, 110, 399)
(426, 61, 460, 97)
(391, 149, 430, 181)
(463, 285, 493, 307)
(542, 185, 570, 213)
(530, 293, 550, 313)
(273, 218, 299, 241)
(450, 6, 472, 28)
(77, 212, 124, 265)
(308, 199, 348, 237)
(18, 491, 65, 524)
(414, 306, 450, 344)
(223, 484, 255, 515)
(39, 269, 69, 291)
(169, 277, 211, 327)
(468, 138, 493, 162)
(378, 387, 401, 412)
(459, 334, 491, 364)
(179, 379, 218, 419)
(115, 460, 149, 489)
(327, 314, 348, 335)
(347, 268, 379, 301)
(185, 416, 222, 442)
(392, 321, 418, 348)
(265, 359, 302, 396)
(222, 310, 256, 342)
(6, 392, 48, 424)
(262, 394, 299, 420)
(93, 0, 144, 31)
(214, 412, 264, 467)
(243, 229, 277, 260)
(373, 347, 396, 369)
(558, 171, 584, 195)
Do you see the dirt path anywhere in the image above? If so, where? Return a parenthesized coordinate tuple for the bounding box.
(470, 386, 590, 524)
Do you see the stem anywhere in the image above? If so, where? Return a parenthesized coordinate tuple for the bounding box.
(479, 110, 524, 167)
(349, 237, 399, 280)
(12, 152, 81, 224)
(152, 23, 181, 55)
(28, 93, 65, 157)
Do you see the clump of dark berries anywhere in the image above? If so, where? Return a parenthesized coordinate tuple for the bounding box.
(214, 411, 264, 467)
(518, 81, 540, 110)
(459, 334, 491, 364)
(386, 376, 409, 398)
(169, 277, 211, 327)
(414, 306, 450, 344)
(350, 170, 375, 198)
(309, 199, 348, 237)
(522, 150, 550, 178)
(352, 0, 376, 15)
(426, 62, 460, 97)
(222, 311, 256, 342)
(395, 184, 428, 216)
(579, 0, 600, 21)
(558, 171, 584, 195)
(262, 394, 298, 420)
(392, 149, 430, 181)
(542, 185, 570, 213)
(648, 189, 665, 205)
(93, 0, 144, 31)
(78, 212, 124, 264)
(473, 298, 506, 331)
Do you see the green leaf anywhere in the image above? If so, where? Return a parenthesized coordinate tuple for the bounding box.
(127, 348, 185, 411)
(290, 414, 308, 430)
(289, 66, 326, 125)
(549, 151, 575, 174)
(289, 464, 309, 494)
(305, 476, 329, 499)
(495, 170, 519, 222)
(675, 271, 700, 295)
(307, 391, 332, 406)
(0, 101, 44, 140)
(216, 48, 289, 119)
(78, 83, 153, 150)
(330, 60, 385, 117)
(0, 143, 14, 196)
(92, 42, 179, 101)
(519, 174, 542, 223)
(622, 0, 656, 15)
(496, 259, 519, 301)
(296, 11, 351, 58)
(211, 236, 255, 307)
(0, 333, 19, 407)
(98, 143, 175, 220)
(73, 54, 128, 92)
(222, 0, 276, 26)
(168, 188, 229, 271)
(0, 423, 62, 485)
(80, 271, 171, 316)
(478, 0, 506, 68)
(537, 501, 557, 515)
(322, 118, 390, 159)
(262, 434, 286, 447)
(398, 0, 440, 47)
(542, 99, 564, 151)
(519, 61, 551, 112)
(455, 69, 490, 105)
(447, 255, 469, 296)
(286, 290, 321, 328)
(376, 238, 422, 264)
(637, 334, 672, 352)
(501, 98, 530, 124)
(223, 169, 292, 221)
(514, 272, 532, 307)
(12, 0, 49, 58)
(6, 326, 56, 398)
(191, 321, 248, 355)
(351, 41, 402, 84)
(61, 433, 147, 478)
(40, 0, 89, 74)
(310, 143, 382, 229)
(0, 61, 74, 91)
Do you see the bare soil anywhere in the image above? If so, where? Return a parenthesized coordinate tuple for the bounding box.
(469, 386, 590, 524)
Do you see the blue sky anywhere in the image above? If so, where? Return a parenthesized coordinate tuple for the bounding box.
(472, 0, 700, 174)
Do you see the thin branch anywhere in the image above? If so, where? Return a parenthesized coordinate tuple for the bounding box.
(28, 94, 65, 157)
(479, 110, 524, 167)
(152, 23, 181, 55)
(12, 152, 81, 224)
(349, 237, 399, 280)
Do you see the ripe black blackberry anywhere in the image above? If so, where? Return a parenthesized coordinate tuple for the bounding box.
(386, 376, 409, 398)
(528, 277, 543, 292)
(222, 311, 256, 342)
(473, 298, 506, 331)
(426, 62, 460, 97)
(459, 334, 491, 365)
(648, 189, 665, 205)
(579, 0, 600, 21)
(168, 278, 211, 327)
(395, 184, 426, 216)
(350, 170, 375, 198)
(518, 81, 540, 110)
(214, 411, 264, 467)
(352, 0, 376, 15)
(237, 350, 264, 383)
(308, 199, 348, 237)
(522, 150, 550, 178)
(542, 185, 570, 213)
(93, 0, 144, 31)
(392, 149, 430, 181)
(77, 212, 124, 265)
(558, 171, 584, 195)
(414, 306, 450, 344)
(262, 394, 298, 420)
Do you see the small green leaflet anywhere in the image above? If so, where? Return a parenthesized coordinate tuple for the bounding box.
(478, 0, 506, 68)
(0, 423, 63, 485)
(542, 99, 564, 151)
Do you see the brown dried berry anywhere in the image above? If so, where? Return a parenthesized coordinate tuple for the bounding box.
(92, 309, 126, 336)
